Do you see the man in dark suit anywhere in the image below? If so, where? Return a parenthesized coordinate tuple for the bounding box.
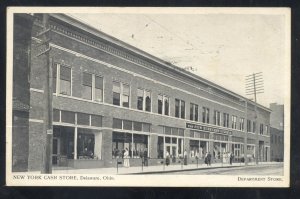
(143, 148, 148, 166)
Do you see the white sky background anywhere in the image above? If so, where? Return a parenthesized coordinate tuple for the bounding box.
(68, 12, 287, 107)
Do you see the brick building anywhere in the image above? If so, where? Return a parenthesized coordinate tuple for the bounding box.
(12, 14, 35, 172)
(13, 13, 272, 171)
(270, 103, 284, 162)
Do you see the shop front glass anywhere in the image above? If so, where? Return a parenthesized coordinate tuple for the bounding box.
(112, 132, 148, 158)
(189, 140, 208, 159)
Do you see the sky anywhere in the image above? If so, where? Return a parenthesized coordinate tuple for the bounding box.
(68, 10, 289, 107)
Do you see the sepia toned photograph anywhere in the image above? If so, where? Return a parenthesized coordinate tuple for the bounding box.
(6, 7, 290, 187)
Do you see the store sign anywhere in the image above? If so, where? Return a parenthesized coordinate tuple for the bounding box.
(186, 123, 232, 135)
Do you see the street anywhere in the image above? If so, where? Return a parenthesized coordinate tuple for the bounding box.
(158, 164, 283, 175)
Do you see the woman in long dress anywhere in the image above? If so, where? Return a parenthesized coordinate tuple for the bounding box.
(123, 148, 130, 168)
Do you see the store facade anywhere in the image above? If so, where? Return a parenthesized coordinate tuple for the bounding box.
(15, 13, 272, 171)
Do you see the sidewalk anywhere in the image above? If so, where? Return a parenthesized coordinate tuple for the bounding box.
(51, 162, 266, 175)
(19, 161, 282, 175)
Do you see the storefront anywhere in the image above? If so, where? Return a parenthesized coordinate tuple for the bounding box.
(231, 136, 244, 161)
(189, 130, 209, 159)
(213, 134, 229, 159)
(157, 126, 184, 159)
(112, 118, 151, 159)
(52, 110, 103, 168)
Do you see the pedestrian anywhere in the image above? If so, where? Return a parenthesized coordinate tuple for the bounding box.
(123, 148, 130, 168)
(165, 151, 170, 166)
(143, 148, 148, 166)
(184, 149, 188, 165)
(207, 151, 212, 166)
(230, 152, 234, 165)
(204, 152, 208, 166)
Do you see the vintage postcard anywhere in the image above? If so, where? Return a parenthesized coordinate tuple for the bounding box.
(6, 7, 290, 187)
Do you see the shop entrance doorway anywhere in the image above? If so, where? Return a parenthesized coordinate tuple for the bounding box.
(52, 137, 60, 165)
(165, 144, 177, 157)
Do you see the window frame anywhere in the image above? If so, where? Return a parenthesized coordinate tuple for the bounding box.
(202, 107, 210, 123)
(213, 110, 221, 126)
(190, 103, 199, 121)
(158, 94, 169, 116)
(113, 81, 130, 108)
(137, 88, 152, 112)
(231, 115, 237, 129)
(53, 63, 72, 96)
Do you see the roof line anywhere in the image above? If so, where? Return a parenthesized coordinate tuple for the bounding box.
(47, 13, 271, 112)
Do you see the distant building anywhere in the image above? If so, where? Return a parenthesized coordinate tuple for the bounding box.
(270, 103, 284, 131)
(269, 103, 284, 162)
(12, 14, 272, 171)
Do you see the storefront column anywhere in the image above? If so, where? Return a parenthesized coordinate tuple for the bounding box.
(228, 135, 232, 153)
(209, 133, 214, 154)
(94, 131, 102, 159)
(131, 133, 134, 157)
(148, 135, 150, 157)
(74, 127, 77, 160)
(266, 146, 270, 162)
(183, 129, 190, 156)
(102, 116, 113, 167)
(163, 136, 166, 158)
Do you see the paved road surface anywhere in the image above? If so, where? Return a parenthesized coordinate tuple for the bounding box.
(160, 164, 283, 175)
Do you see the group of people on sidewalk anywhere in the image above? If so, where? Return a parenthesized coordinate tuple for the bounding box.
(122, 148, 149, 168)
(122, 148, 234, 169)
(205, 151, 235, 166)
(165, 150, 188, 166)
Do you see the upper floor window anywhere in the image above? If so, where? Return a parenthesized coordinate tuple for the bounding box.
(137, 88, 151, 112)
(53, 64, 72, 96)
(82, 73, 104, 102)
(239, 118, 245, 131)
(259, 124, 264, 135)
(202, 107, 210, 123)
(158, 95, 169, 116)
(113, 81, 130, 108)
(247, 120, 252, 132)
(190, 103, 198, 121)
(223, 113, 229, 128)
(94, 76, 103, 102)
(175, 99, 185, 119)
(213, 110, 221, 126)
(82, 72, 92, 100)
(253, 121, 256, 133)
(231, 115, 237, 129)
(265, 125, 269, 135)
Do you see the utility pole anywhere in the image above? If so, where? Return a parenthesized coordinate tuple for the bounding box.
(242, 99, 248, 166)
(36, 14, 53, 174)
(245, 72, 264, 165)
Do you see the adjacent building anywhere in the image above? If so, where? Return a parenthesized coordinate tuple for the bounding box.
(12, 14, 35, 172)
(12, 13, 271, 171)
(270, 103, 284, 162)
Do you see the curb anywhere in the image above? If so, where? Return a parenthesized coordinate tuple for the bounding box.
(124, 165, 243, 175)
